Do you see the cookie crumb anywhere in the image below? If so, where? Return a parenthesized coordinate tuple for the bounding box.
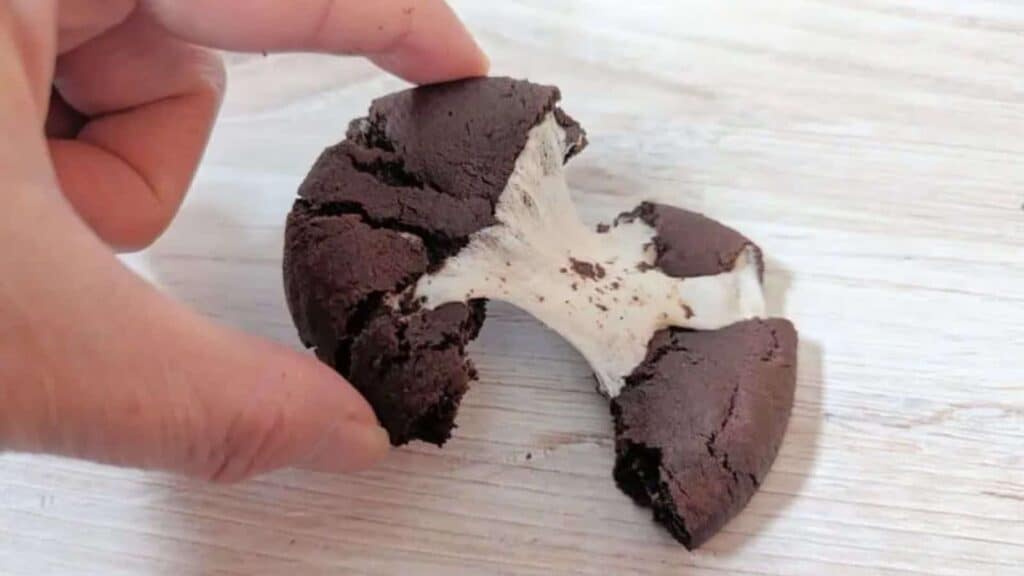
(570, 258, 606, 280)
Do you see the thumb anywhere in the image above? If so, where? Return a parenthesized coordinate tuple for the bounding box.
(1, 200, 389, 483)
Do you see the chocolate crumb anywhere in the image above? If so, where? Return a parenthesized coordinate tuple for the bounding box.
(526, 452, 533, 461)
(572, 283, 579, 291)
(610, 281, 621, 290)
(596, 303, 609, 312)
(637, 262, 655, 272)
(680, 301, 695, 319)
(596, 223, 611, 234)
(570, 258, 607, 280)
(538, 296, 546, 303)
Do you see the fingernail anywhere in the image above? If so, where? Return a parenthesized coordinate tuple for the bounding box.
(306, 422, 391, 474)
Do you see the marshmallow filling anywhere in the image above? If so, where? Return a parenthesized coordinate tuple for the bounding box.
(411, 114, 765, 397)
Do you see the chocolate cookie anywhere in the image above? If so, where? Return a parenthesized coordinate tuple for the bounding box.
(613, 319, 798, 549)
(283, 77, 798, 548)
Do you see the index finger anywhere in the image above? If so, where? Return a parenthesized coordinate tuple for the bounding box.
(146, 0, 489, 84)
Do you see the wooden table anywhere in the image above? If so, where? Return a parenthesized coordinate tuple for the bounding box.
(2, 1, 1022, 574)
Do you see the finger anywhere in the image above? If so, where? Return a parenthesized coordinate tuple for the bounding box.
(54, 0, 136, 53)
(146, 0, 488, 84)
(1, 188, 389, 482)
(7, 0, 58, 120)
(49, 9, 224, 251)
(3, 12, 388, 481)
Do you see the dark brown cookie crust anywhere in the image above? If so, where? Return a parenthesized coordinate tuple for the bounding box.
(612, 319, 798, 549)
(618, 202, 765, 280)
(284, 78, 585, 446)
(297, 78, 587, 266)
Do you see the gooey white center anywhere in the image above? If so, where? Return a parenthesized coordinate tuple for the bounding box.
(412, 114, 765, 397)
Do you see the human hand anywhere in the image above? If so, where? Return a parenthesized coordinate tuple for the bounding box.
(0, 0, 488, 482)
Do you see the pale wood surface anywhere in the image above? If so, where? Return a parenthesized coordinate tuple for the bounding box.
(2, 1, 1023, 574)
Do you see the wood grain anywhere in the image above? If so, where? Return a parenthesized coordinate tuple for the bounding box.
(2, 1, 1022, 574)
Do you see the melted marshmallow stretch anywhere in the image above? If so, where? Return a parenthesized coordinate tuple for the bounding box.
(413, 114, 765, 397)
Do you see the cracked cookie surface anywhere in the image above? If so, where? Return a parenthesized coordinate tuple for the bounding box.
(612, 319, 798, 549)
